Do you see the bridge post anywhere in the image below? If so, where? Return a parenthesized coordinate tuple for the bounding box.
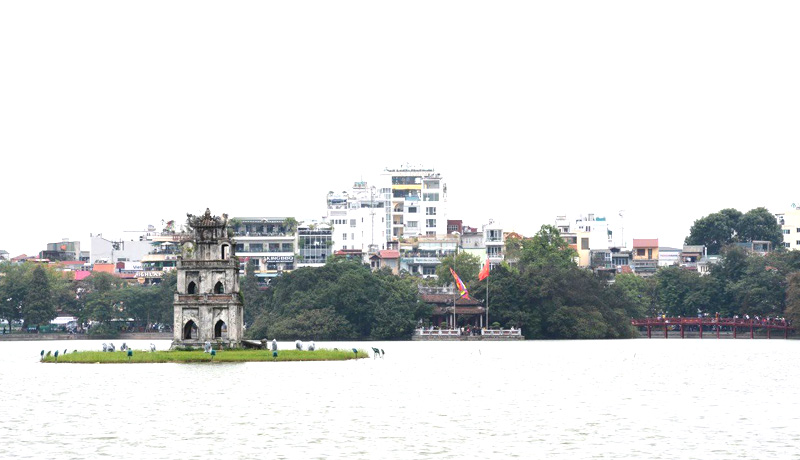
(699, 322, 703, 339)
(680, 323, 684, 339)
(717, 324, 720, 339)
(647, 324, 651, 338)
(750, 322, 754, 339)
(767, 326, 771, 339)
(733, 326, 737, 339)
(664, 324, 668, 339)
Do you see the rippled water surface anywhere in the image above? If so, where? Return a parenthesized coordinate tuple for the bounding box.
(2, 339, 799, 459)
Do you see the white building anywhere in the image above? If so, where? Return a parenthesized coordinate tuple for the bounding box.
(90, 234, 154, 266)
(776, 206, 800, 250)
(380, 165, 448, 240)
(555, 214, 616, 268)
(658, 247, 681, 267)
(326, 181, 391, 253)
(483, 220, 504, 269)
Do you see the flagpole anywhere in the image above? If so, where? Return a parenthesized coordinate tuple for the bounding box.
(486, 268, 489, 328)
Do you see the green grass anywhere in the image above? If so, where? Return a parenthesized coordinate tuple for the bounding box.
(41, 348, 369, 363)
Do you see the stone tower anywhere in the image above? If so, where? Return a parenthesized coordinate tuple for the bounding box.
(172, 209, 244, 349)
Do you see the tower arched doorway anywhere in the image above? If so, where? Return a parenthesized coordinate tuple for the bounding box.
(183, 320, 198, 340)
(214, 320, 227, 339)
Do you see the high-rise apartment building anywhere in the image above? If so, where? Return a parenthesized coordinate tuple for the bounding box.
(380, 165, 447, 240)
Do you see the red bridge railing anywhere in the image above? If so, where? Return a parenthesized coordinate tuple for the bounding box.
(631, 317, 794, 339)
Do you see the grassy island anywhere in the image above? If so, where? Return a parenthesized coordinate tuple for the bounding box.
(41, 348, 369, 364)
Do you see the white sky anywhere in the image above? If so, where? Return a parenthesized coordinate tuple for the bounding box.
(1, 1, 798, 257)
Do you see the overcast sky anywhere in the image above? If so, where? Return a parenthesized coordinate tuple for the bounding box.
(2, 1, 798, 257)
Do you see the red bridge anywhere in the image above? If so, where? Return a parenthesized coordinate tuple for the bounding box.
(631, 317, 794, 339)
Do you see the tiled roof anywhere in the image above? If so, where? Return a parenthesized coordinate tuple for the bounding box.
(378, 250, 400, 259)
(632, 239, 658, 248)
(420, 294, 482, 306)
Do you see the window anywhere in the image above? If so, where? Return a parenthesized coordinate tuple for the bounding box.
(581, 238, 589, 250)
(637, 248, 646, 256)
(784, 229, 791, 235)
(350, 219, 356, 227)
(343, 233, 347, 240)
(426, 207, 436, 216)
(796, 228, 800, 233)
(423, 266, 436, 275)
(408, 207, 417, 213)
(426, 219, 437, 228)
(407, 221, 418, 228)
(423, 193, 439, 202)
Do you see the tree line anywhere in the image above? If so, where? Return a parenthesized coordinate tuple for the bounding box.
(0, 263, 175, 334)
(2, 206, 795, 339)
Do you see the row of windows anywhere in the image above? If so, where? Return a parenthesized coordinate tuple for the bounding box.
(782, 228, 800, 235)
(403, 206, 437, 214)
(332, 218, 385, 226)
(236, 243, 293, 252)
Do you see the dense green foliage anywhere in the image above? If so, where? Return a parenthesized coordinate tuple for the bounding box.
(470, 225, 639, 339)
(0, 262, 175, 331)
(685, 207, 782, 254)
(433, 252, 481, 286)
(609, 245, 797, 321)
(245, 257, 430, 341)
(0, 263, 76, 328)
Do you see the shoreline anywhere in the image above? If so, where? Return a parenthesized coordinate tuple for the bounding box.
(0, 332, 172, 341)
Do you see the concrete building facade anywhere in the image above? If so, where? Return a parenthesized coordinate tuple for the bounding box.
(326, 181, 391, 254)
(380, 165, 447, 240)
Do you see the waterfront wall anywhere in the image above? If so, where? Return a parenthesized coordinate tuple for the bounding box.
(412, 335, 525, 341)
(0, 332, 172, 341)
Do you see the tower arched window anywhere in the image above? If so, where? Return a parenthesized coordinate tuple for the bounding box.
(188, 281, 197, 295)
(214, 281, 224, 294)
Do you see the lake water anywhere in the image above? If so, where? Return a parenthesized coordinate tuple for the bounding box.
(2, 338, 799, 459)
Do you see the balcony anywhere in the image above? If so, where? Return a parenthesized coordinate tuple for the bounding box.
(632, 260, 658, 273)
(402, 257, 441, 265)
(233, 231, 293, 238)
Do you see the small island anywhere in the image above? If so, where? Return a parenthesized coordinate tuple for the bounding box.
(41, 348, 369, 364)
